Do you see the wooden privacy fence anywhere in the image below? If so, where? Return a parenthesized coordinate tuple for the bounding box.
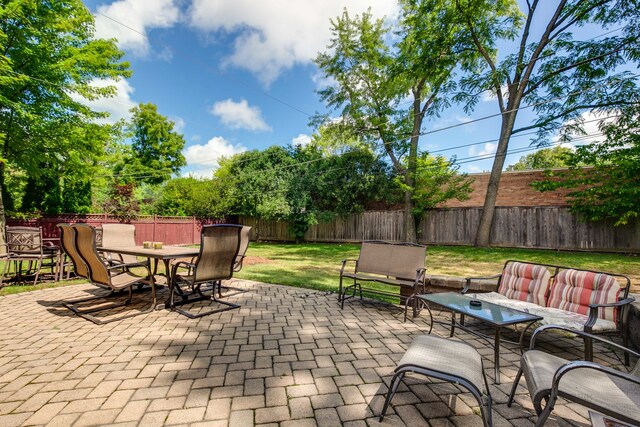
(240, 207, 640, 252)
(7, 214, 226, 246)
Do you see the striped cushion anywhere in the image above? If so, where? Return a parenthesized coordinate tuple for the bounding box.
(497, 262, 551, 306)
(546, 269, 621, 323)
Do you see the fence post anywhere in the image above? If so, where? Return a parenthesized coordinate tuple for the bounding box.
(153, 215, 157, 241)
(192, 216, 196, 244)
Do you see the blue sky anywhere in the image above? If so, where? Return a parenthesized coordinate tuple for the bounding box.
(81, 0, 607, 178)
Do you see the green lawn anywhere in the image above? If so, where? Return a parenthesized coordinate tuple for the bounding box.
(1, 242, 638, 297)
(234, 242, 640, 293)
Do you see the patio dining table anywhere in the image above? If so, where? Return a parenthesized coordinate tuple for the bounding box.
(97, 245, 200, 304)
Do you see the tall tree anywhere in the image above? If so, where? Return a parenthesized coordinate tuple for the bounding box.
(118, 103, 186, 185)
(454, 0, 640, 246)
(314, 1, 487, 242)
(0, 0, 130, 236)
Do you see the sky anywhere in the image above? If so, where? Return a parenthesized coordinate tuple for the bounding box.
(80, 0, 610, 178)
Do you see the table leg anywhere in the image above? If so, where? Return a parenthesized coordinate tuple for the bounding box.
(494, 327, 501, 384)
(450, 314, 456, 337)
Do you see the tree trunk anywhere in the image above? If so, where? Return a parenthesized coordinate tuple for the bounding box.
(0, 165, 6, 254)
(403, 188, 417, 243)
(474, 110, 518, 247)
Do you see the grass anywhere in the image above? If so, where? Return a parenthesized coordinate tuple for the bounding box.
(234, 242, 640, 293)
(1, 242, 638, 297)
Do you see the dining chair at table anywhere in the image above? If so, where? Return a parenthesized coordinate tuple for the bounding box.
(170, 224, 242, 318)
(0, 226, 59, 287)
(62, 224, 156, 325)
(100, 223, 139, 267)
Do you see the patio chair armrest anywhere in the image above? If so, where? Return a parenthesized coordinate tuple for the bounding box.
(340, 258, 358, 276)
(462, 274, 501, 294)
(551, 360, 640, 397)
(106, 260, 149, 270)
(529, 324, 640, 359)
(588, 297, 635, 310)
(414, 268, 427, 285)
(170, 260, 196, 278)
(585, 297, 636, 330)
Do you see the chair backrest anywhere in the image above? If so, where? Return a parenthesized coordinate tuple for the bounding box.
(497, 261, 552, 306)
(233, 226, 252, 272)
(57, 224, 89, 279)
(357, 241, 426, 280)
(101, 223, 138, 264)
(6, 226, 44, 255)
(73, 224, 111, 287)
(194, 224, 242, 283)
(547, 269, 623, 323)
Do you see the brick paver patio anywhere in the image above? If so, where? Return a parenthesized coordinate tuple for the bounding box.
(0, 279, 631, 426)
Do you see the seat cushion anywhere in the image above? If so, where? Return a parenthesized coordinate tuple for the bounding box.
(522, 350, 640, 424)
(473, 292, 617, 333)
(398, 334, 486, 395)
(498, 262, 551, 306)
(547, 269, 621, 323)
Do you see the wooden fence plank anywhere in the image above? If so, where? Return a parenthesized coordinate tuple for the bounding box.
(239, 207, 639, 252)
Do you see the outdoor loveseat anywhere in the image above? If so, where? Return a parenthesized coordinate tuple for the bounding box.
(339, 241, 427, 321)
(463, 260, 634, 363)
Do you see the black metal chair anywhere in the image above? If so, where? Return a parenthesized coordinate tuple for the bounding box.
(61, 224, 155, 325)
(508, 325, 640, 426)
(169, 224, 242, 318)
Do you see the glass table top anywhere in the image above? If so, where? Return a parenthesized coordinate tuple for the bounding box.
(419, 292, 543, 326)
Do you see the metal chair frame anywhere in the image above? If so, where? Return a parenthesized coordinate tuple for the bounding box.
(1, 226, 58, 287)
(169, 224, 242, 319)
(507, 324, 640, 426)
(60, 224, 155, 325)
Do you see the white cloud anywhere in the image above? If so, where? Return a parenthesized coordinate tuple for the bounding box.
(170, 116, 185, 134)
(210, 98, 271, 131)
(70, 78, 136, 124)
(188, 0, 398, 86)
(481, 84, 510, 102)
(468, 142, 497, 157)
(432, 115, 473, 131)
(555, 110, 618, 146)
(182, 137, 247, 178)
(292, 133, 311, 146)
(94, 0, 180, 57)
(465, 165, 484, 173)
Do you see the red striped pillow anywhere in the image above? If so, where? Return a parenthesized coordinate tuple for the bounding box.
(546, 269, 621, 323)
(497, 262, 551, 306)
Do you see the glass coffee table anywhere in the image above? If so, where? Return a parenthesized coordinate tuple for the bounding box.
(419, 292, 543, 384)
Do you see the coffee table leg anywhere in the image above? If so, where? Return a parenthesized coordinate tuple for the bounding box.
(494, 327, 501, 384)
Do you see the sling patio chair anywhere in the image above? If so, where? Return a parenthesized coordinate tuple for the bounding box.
(100, 223, 139, 267)
(507, 324, 640, 427)
(379, 334, 493, 427)
(61, 223, 156, 325)
(169, 224, 242, 318)
(1, 226, 59, 287)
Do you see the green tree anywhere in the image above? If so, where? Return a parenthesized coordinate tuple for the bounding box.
(118, 103, 186, 185)
(155, 177, 230, 219)
(314, 1, 488, 242)
(454, 0, 640, 246)
(506, 146, 574, 171)
(0, 0, 130, 236)
(534, 107, 640, 225)
(411, 154, 473, 224)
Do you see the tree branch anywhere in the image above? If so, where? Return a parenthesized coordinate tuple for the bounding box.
(512, 100, 634, 134)
(523, 41, 631, 96)
(515, 0, 538, 83)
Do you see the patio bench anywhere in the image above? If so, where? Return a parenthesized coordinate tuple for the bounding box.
(463, 260, 634, 364)
(339, 241, 427, 321)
